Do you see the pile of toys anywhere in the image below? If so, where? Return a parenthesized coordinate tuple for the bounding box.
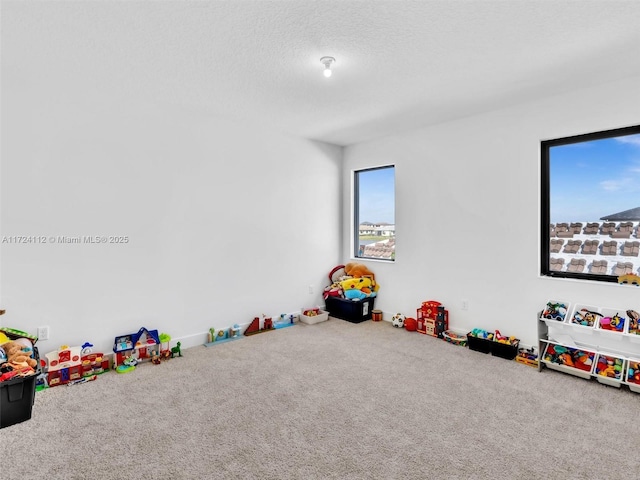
(571, 308, 602, 327)
(468, 328, 494, 341)
(628, 361, 640, 385)
(466, 328, 520, 359)
(0, 327, 39, 384)
(542, 344, 594, 372)
(515, 347, 538, 368)
(541, 301, 569, 322)
(494, 330, 518, 346)
(323, 263, 379, 301)
(442, 330, 467, 347)
(0, 326, 41, 428)
(595, 354, 624, 380)
(597, 312, 626, 332)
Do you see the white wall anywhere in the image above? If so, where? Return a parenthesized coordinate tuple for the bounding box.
(1, 92, 342, 353)
(342, 76, 640, 347)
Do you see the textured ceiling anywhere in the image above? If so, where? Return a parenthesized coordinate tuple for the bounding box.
(3, 1, 640, 146)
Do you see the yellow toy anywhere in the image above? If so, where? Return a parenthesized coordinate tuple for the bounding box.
(340, 277, 374, 294)
(618, 273, 640, 286)
(343, 262, 379, 292)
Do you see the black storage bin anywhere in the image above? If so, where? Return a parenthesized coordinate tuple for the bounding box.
(466, 334, 492, 354)
(491, 340, 520, 360)
(325, 297, 375, 323)
(0, 348, 39, 428)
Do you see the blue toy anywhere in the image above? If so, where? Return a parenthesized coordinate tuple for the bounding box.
(344, 289, 367, 300)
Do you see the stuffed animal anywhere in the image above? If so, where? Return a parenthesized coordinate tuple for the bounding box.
(2, 340, 37, 370)
(344, 289, 368, 300)
(343, 263, 379, 292)
(328, 265, 347, 284)
(344, 262, 376, 280)
(323, 282, 343, 300)
(340, 277, 377, 298)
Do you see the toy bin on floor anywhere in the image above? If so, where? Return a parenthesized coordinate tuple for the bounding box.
(594, 353, 625, 388)
(541, 343, 595, 380)
(626, 359, 640, 393)
(443, 330, 467, 347)
(466, 329, 493, 354)
(491, 338, 520, 360)
(325, 296, 375, 323)
(300, 308, 330, 325)
(0, 348, 40, 428)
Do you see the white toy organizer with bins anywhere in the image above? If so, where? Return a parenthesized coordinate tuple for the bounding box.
(538, 300, 640, 392)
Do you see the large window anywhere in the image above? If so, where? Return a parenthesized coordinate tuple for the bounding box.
(541, 125, 640, 282)
(354, 166, 395, 261)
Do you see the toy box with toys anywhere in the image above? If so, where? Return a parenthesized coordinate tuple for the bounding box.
(300, 307, 329, 325)
(0, 327, 41, 428)
(323, 263, 378, 323)
(491, 330, 520, 360)
(325, 297, 375, 323)
(466, 328, 494, 354)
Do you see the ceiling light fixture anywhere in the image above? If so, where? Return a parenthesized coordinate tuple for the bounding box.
(320, 56, 336, 78)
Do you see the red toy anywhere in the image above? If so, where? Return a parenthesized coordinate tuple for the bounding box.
(244, 315, 275, 336)
(628, 361, 640, 384)
(416, 300, 448, 337)
(404, 317, 417, 331)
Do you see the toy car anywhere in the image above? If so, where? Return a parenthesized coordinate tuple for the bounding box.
(542, 302, 567, 321)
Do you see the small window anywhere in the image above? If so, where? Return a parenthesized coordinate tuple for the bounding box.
(541, 125, 640, 282)
(354, 166, 395, 261)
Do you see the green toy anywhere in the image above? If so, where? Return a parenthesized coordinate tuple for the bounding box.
(171, 341, 182, 358)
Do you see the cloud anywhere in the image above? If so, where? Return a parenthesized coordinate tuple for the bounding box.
(615, 134, 640, 147)
(600, 179, 627, 191)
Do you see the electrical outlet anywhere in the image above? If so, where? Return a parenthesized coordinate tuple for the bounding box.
(308, 285, 314, 294)
(461, 300, 469, 311)
(37, 325, 50, 340)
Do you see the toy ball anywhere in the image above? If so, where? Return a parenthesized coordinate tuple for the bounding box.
(404, 317, 418, 331)
(391, 313, 406, 328)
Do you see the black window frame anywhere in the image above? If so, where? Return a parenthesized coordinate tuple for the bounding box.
(541, 124, 640, 283)
(354, 165, 395, 262)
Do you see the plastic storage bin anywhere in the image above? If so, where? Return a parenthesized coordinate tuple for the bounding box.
(492, 339, 520, 360)
(568, 304, 601, 332)
(541, 343, 595, 380)
(0, 348, 39, 428)
(626, 359, 640, 393)
(595, 308, 628, 339)
(540, 300, 571, 328)
(325, 297, 375, 323)
(443, 330, 467, 347)
(594, 353, 625, 388)
(299, 309, 330, 325)
(467, 334, 493, 354)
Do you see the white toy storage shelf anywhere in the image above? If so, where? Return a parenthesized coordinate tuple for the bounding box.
(537, 300, 640, 392)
